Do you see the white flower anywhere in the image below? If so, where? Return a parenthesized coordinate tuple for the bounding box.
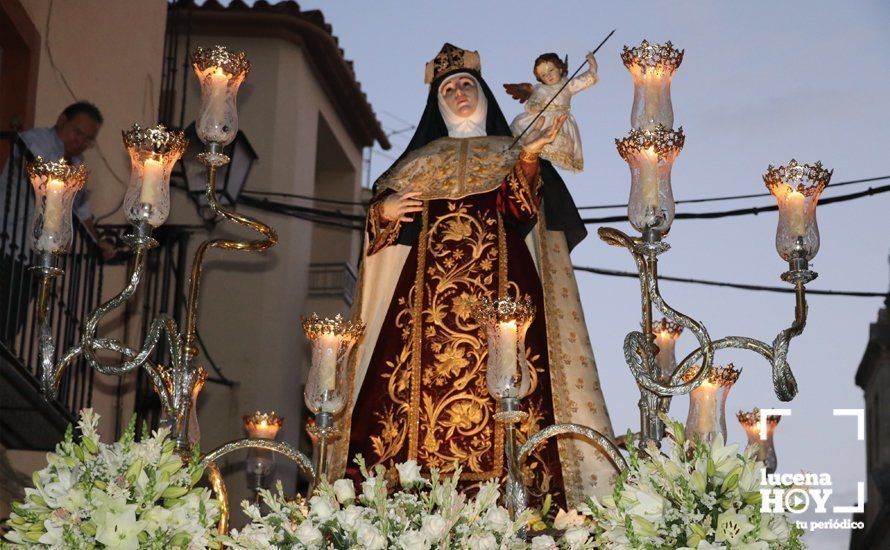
(356, 521, 386, 550)
(398, 529, 428, 549)
(309, 495, 336, 521)
(760, 513, 791, 542)
(432, 483, 457, 506)
(553, 508, 585, 530)
(94, 503, 147, 550)
(709, 435, 741, 480)
(396, 460, 424, 487)
(420, 513, 448, 542)
(294, 521, 324, 547)
(531, 534, 558, 549)
(37, 466, 78, 508)
(467, 531, 498, 550)
(562, 526, 590, 548)
(483, 505, 511, 533)
(715, 510, 755, 544)
(38, 520, 66, 546)
(361, 477, 380, 502)
(332, 478, 356, 504)
(627, 487, 666, 523)
(141, 505, 172, 534)
(336, 505, 364, 532)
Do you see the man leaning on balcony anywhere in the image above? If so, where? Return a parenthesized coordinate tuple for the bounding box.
(0, 102, 115, 340)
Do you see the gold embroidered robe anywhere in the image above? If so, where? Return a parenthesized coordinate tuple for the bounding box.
(334, 136, 618, 507)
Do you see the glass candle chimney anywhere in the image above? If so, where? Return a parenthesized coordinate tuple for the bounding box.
(764, 160, 831, 264)
(472, 297, 536, 401)
(192, 46, 251, 146)
(301, 314, 365, 416)
(684, 363, 741, 445)
(652, 318, 683, 382)
(27, 157, 87, 254)
(616, 125, 685, 235)
(122, 124, 187, 227)
(243, 411, 284, 495)
(737, 408, 780, 474)
(622, 40, 684, 131)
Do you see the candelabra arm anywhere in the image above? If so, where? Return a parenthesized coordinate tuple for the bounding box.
(205, 463, 229, 535)
(517, 423, 627, 476)
(38, 243, 180, 412)
(35, 272, 57, 397)
(598, 227, 715, 396)
(201, 438, 315, 534)
(668, 280, 807, 402)
(181, 156, 278, 363)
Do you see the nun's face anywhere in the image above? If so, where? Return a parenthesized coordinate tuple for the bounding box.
(439, 75, 480, 118)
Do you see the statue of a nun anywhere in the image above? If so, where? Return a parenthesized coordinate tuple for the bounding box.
(331, 43, 617, 508)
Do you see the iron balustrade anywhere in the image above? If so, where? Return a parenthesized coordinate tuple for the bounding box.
(0, 135, 103, 441)
(308, 262, 357, 306)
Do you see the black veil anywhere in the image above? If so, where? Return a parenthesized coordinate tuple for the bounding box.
(375, 68, 588, 251)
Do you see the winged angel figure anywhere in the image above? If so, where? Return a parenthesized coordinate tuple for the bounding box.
(504, 52, 598, 171)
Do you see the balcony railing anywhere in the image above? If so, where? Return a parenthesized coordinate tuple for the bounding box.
(308, 262, 357, 306)
(0, 135, 105, 449)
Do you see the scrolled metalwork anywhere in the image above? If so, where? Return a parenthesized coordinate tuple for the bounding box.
(597, 222, 811, 442)
(201, 437, 315, 534)
(518, 423, 627, 474)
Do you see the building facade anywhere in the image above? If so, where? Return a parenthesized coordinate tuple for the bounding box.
(850, 295, 890, 548)
(0, 0, 387, 525)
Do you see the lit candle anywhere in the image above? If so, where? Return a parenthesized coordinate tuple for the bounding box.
(642, 71, 662, 127)
(140, 158, 164, 209)
(206, 67, 230, 132)
(783, 188, 806, 238)
(318, 332, 339, 392)
(691, 381, 718, 433)
(640, 146, 659, 216)
(498, 320, 518, 376)
(253, 420, 278, 439)
(42, 178, 66, 238)
(654, 329, 674, 379)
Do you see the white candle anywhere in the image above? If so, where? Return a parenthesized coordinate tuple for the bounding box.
(317, 333, 339, 392)
(249, 419, 279, 440)
(783, 188, 806, 238)
(640, 146, 659, 215)
(140, 158, 164, 209)
(498, 320, 518, 379)
(692, 382, 718, 434)
(206, 67, 230, 129)
(642, 71, 662, 128)
(42, 178, 66, 238)
(654, 330, 675, 379)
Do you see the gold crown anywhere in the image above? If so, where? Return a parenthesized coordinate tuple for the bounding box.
(424, 43, 482, 85)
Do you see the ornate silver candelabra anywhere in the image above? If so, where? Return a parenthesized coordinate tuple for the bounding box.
(606, 40, 830, 445)
(27, 46, 321, 534)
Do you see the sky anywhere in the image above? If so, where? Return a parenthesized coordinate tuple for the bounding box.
(294, 1, 890, 546)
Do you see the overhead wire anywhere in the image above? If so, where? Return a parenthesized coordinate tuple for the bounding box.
(580, 182, 890, 224)
(576, 174, 890, 211)
(235, 190, 888, 299)
(573, 265, 888, 298)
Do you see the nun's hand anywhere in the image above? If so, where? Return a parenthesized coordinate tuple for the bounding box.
(380, 183, 423, 223)
(520, 114, 568, 156)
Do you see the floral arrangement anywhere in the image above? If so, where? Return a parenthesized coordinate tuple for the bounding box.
(224, 457, 524, 549)
(587, 416, 805, 549)
(1, 409, 220, 549)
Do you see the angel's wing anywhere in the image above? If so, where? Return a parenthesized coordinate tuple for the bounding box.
(502, 82, 534, 104)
